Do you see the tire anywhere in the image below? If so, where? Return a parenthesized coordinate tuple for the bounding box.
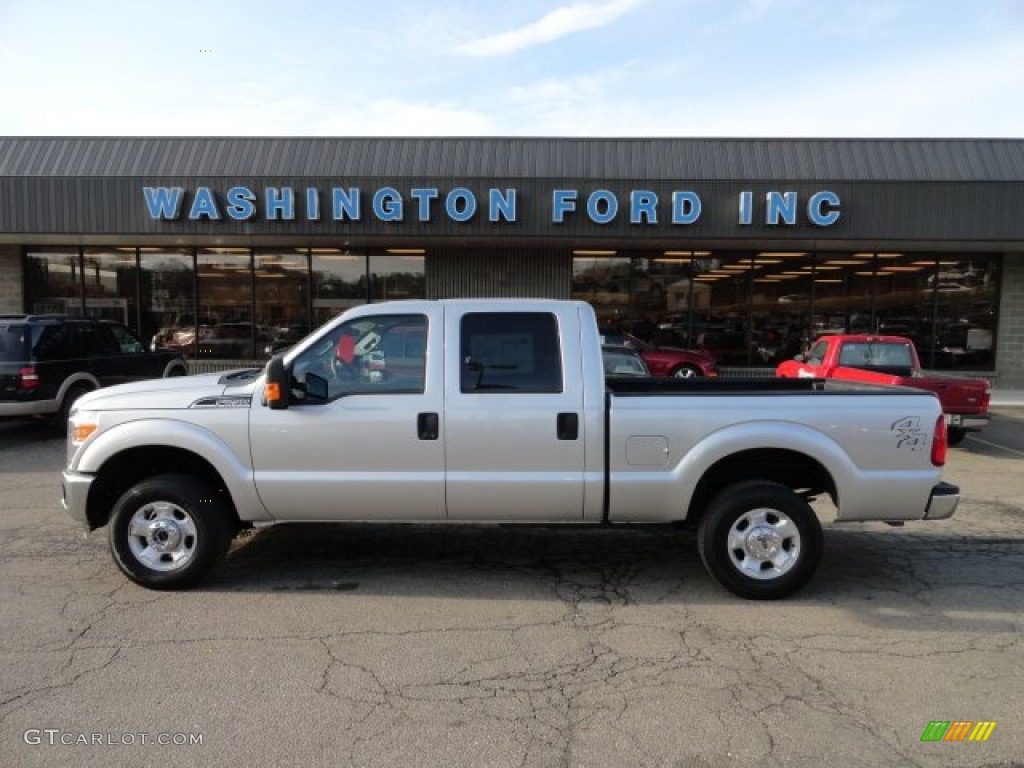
(672, 365, 702, 379)
(109, 473, 233, 590)
(947, 427, 967, 446)
(697, 480, 823, 600)
(165, 364, 187, 378)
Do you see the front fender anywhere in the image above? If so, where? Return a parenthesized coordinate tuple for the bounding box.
(74, 417, 271, 522)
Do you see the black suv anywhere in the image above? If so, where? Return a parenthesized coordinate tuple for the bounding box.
(0, 315, 187, 426)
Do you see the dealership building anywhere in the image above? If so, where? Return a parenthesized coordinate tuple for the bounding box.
(1, 137, 1022, 384)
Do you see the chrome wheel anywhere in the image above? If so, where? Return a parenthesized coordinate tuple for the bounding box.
(127, 501, 198, 572)
(673, 366, 699, 379)
(726, 507, 801, 580)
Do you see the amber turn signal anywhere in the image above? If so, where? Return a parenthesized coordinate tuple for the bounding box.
(74, 424, 98, 442)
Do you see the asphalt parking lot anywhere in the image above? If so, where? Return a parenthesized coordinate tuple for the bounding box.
(1, 411, 1022, 768)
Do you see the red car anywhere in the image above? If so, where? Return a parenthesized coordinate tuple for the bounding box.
(599, 331, 718, 378)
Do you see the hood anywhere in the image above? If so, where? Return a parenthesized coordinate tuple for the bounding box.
(74, 369, 263, 412)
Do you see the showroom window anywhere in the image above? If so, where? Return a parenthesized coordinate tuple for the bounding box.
(369, 252, 425, 303)
(83, 247, 139, 326)
(255, 249, 310, 357)
(573, 251, 1001, 371)
(23, 248, 83, 315)
(140, 248, 195, 355)
(312, 249, 369, 327)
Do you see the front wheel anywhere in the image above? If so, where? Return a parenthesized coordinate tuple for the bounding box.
(697, 481, 823, 599)
(109, 474, 233, 590)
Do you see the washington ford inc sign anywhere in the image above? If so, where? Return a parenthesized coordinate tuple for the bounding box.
(142, 186, 842, 228)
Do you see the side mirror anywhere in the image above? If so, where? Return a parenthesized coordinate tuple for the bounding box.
(794, 354, 806, 362)
(264, 354, 289, 410)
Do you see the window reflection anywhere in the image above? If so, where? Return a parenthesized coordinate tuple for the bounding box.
(312, 249, 367, 327)
(573, 251, 1001, 371)
(368, 254, 425, 303)
(571, 256, 630, 329)
(24, 248, 83, 315)
(141, 248, 194, 354)
(83, 247, 138, 326)
(197, 248, 255, 359)
(255, 249, 310, 358)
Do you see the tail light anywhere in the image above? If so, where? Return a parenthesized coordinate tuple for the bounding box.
(18, 366, 39, 390)
(931, 414, 948, 466)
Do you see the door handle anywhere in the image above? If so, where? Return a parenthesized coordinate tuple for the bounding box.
(417, 412, 439, 440)
(557, 412, 579, 440)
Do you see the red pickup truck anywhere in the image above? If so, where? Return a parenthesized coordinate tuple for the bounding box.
(776, 334, 990, 445)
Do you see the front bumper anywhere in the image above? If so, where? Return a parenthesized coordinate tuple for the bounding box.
(61, 471, 95, 528)
(924, 481, 960, 520)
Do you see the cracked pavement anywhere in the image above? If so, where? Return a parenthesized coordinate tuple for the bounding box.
(1, 412, 1022, 767)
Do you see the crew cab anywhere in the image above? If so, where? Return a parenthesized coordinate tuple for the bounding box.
(62, 300, 958, 599)
(776, 334, 990, 445)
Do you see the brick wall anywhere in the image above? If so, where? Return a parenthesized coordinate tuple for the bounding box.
(0, 246, 23, 314)
(996, 254, 1024, 389)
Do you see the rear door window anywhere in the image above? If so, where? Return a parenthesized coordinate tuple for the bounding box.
(460, 313, 562, 393)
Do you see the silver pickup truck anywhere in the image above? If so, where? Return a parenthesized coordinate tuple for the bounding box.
(61, 299, 959, 599)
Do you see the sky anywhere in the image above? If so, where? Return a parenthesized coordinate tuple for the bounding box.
(0, 0, 1022, 138)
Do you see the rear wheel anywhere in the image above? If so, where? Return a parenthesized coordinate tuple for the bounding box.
(109, 474, 233, 590)
(697, 481, 823, 599)
(947, 427, 967, 446)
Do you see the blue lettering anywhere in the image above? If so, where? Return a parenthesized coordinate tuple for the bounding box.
(446, 188, 477, 222)
(410, 188, 439, 222)
(671, 191, 701, 225)
(587, 190, 618, 224)
(373, 187, 403, 221)
(225, 187, 256, 220)
(143, 186, 184, 219)
(188, 187, 221, 220)
(265, 187, 295, 220)
(332, 188, 361, 221)
(765, 191, 798, 225)
(630, 191, 658, 224)
(552, 190, 577, 223)
(738, 191, 753, 226)
(306, 187, 320, 220)
(807, 190, 841, 226)
(489, 188, 517, 222)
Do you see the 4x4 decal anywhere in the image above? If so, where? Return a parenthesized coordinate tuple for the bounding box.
(891, 416, 926, 451)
